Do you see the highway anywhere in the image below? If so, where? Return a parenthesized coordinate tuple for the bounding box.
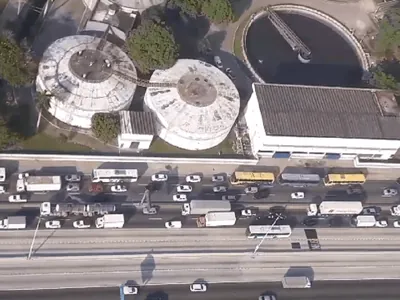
(1, 280, 399, 300)
(2, 228, 400, 257)
(0, 251, 399, 290)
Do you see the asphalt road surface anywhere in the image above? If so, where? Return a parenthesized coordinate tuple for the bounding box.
(1, 280, 399, 300)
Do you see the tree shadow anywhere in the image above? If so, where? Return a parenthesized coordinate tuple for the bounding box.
(141, 252, 156, 285)
(231, 0, 253, 21)
(206, 30, 227, 52)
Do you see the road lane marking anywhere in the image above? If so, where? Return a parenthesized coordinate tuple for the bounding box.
(148, 217, 163, 220)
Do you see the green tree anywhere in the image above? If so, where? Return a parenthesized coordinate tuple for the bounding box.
(127, 21, 179, 73)
(0, 34, 35, 86)
(0, 117, 19, 150)
(201, 0, 234, 24)
(373, 69, 399, 90)
(35, 91, 51, 111)
(375, 8, 400, 56)
(91, 113, 120, 143)
(170, 0, 202, 16)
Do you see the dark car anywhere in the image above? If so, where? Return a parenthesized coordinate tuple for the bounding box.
(347, 184, 364, 195)
(362, 206, 382, 216)
(253, 189, 270, 200)
(303, 217, 320, 227)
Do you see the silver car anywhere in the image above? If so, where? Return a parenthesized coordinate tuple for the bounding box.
(66, 183, 80, 192)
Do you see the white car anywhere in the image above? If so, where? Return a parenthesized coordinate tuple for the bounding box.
(165, 221, 182, 229)
(222, 195, 236, 201)
(8, 194, 27, 203)
(0, 185, 6, 194)
(151, 173, 168, 182)
(186, 175, 202, 183)
(259, 295, 276, 300)
(65, 174, 81, 182)
(18, 172, 29, 179)
(382, 188, 398, 197)
(241, 209, 257, 217)
(291, 192, 305, 199)
(189, 283, 207, 292)
(66, 183, 80, 193)
(73, 220, 91, 229)
(123, 286, 138, 295)
(173, 194, 187, 202)
(214, 56, 223, 69)
(394, 221, 400, 228)
(244, 186, 258, 194)
(177, 185, 192, 193)
(111, 184, 127, 193)
(45, 220, 61, 229)
(213, 186, 227, 193)
(375, 220, 388, 228)
(212, 175, 225, 182)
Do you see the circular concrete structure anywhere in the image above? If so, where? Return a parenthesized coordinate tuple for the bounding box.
(36, 35, 137, 129)
(244, 5, 369, 87)
(144, 59, 240, 151)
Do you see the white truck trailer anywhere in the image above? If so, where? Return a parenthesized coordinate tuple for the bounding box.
(196, 211, 236, 227)
(353, 215, 376, 227)
(182, 200, 231, 216)
(17, 176, 62, 193)
(85, 203, 116, 216)
(95, 214, 125, 229)
(40, 202, 86, 217)
(282, 276, 311, 288)
(0, 216, 26, 229)
(307, 201, 363, 216)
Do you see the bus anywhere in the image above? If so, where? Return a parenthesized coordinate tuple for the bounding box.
(278, 173, 321, 187)
(246, 225, 292, 239)
(91, 169, 138, 183)
(324, 173, 366, 186)
(230, 171, 275, 185)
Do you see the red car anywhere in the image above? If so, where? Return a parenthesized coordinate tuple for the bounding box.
(89, 183, 103, 193)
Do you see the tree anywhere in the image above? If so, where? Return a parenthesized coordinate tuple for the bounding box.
(0, 34, 36, 86)
(0, 117, 19, 150)
(375, 8, 400, 57)
(201, 0, 234, 24)
(91, 113, 120, 143)
(170, 0, 202, 16)
(372, 69, 399, 90)
(35, 91, 51, 111)
(126, 21, 179, 73)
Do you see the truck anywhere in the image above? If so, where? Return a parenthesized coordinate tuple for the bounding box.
(85, 203, 116, 216)
(353, 215, 376, 227)
(95, 214, 125, 229)
(17, 176, 62, 193)
(307, 201, 363, 216)
(182, 200, 231, 216)
(0, 216, 26, 229)
(40, 202, 86, 217)
(282, 276, 311, 288)
(196, 211, 237, 227)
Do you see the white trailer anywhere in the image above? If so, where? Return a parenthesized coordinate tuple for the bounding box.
(85, 203, 116, 216)
(0, 167, 6, 182)
(354, 215, 376, 227)
(17, 176, 62, 192)
(196, 211, 236, 227)
(308, 201, 363, 216)
(182, 200, 231, 216)
(282, 276, 311, 288)
(0, 216, 26, 229)
(95, 214, 125, 229)
(40, 202, 85, 217)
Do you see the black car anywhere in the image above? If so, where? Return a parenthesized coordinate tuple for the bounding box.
(303, 217, 320, 227)
(225, 68, 236, 80)
(253, 189, 270, 200)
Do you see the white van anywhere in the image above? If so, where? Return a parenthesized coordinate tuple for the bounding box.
(354, 215, 376, 227)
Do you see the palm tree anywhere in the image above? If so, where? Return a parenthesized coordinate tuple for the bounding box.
(35, 91, 51, 130)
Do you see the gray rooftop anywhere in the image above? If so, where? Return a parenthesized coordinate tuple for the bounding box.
(119, 111, 157, 135)
(254, 83, 400, 140)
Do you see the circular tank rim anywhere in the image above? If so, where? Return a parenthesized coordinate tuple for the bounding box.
(240, 5, 371, 84)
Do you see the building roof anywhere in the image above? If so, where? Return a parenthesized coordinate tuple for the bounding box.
(119, 111, 157, 135)
(254, 83, 400, 140)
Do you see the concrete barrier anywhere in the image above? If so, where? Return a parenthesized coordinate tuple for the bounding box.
(0, 153, 258, 165)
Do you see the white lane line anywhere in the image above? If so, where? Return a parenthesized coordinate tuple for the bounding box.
(148, 217, 163, 220)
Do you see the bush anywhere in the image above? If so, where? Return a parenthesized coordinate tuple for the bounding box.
(172, 0, 234, 23)
(91, 113, 120, 143)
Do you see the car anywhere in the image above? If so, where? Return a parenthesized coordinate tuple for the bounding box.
(189, 283, 207, 292)
(222, 195, 236, 201)
(225, 68, 236, 80)
(362, 206, 381, 216)
(186, 175, 202, 183)
(347, 185, 364, 195)
(394, 221, 400, 227)
(66, 183, 80, 193)
(211, 175, 225, 182)
(213, 186, 227, 193)
(111, 184, 127, 193)
(291, 192, 305, 199)
(65, 174, 81, 182)
(382, 188, 398, 197)
(89, 183, 103, 193)
(165, 221, 182, 229)
(241, 208, 258, 217)
(259, 295, 277, 300)
(391, 205, 400, 216)
(18, 172, 29, 180)
(303, 217, 319, 227)
(244, 186, 258, 194)
(8, 194, 27, 203)
(73, 220, 91, 229)
(123, 285, 138, 295)
(0, 185, 6, 194)
(375, 220, 388, 227)
(177, 185, 193, 193)
(143, 206, 158, 215)
(253, 189, 270, 200)
(173, 194, 187, 202)
(214, 56, 223, 69)
(45, 220, 61, 229)
(151, 173, 168, 182)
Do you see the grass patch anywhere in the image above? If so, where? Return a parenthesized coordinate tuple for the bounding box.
(21, 132, 92, 153)
(148, 136, 236, 156)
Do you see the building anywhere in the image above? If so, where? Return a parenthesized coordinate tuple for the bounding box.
(244, 83, 400, 160)
(36, 35, 137, 129)
(144, 59, 240, 151)
(118, 111, 157, 150)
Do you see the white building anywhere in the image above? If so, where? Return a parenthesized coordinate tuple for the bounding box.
(244, 83, 400, 160)
(36, 35, 137, 129)
(144, 59, 240, 151)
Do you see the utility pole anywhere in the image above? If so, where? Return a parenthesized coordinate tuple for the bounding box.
(252, 214, 282, 258)
(27, 217, 41, 260)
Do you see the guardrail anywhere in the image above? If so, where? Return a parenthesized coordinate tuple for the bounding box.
(0, 153, 258, 165)
(354, 157, 400, 168)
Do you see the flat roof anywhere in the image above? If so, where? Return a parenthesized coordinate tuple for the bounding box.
(119, 111, 157, 135)
(254, 83, 400, 140)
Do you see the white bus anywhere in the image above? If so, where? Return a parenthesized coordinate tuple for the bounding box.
(246, 225, 292, 239)
(0, 167, 5, 182)
(91, 169, 138, 183)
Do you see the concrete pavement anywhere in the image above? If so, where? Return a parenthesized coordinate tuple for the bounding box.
(1, 251, 400, 290)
